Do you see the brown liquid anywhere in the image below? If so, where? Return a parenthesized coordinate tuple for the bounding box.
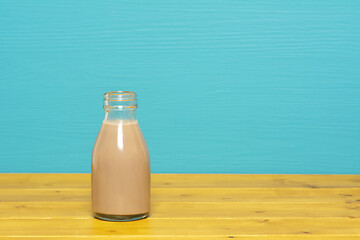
(91, 120, 150, 216)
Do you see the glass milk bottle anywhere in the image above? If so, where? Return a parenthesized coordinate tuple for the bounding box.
(91, 91, 150, 221)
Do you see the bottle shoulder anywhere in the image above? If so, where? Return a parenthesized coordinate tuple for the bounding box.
(93, 120, 149, 154)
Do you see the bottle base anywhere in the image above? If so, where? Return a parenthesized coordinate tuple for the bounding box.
(93, 212, 149, 222)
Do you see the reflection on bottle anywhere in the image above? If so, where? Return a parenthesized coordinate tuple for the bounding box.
(117, 123, 124, 150)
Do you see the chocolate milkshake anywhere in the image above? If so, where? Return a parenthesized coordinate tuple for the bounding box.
(91, 91, 150, 221)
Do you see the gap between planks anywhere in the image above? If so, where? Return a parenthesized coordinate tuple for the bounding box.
(0, 174, 359, 189)
(1, 236, 360, 240)
(1, 188, 359, 202)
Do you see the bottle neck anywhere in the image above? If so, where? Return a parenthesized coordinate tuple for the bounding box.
(105, 109, 137, 121)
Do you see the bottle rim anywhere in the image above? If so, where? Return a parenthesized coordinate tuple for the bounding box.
(104, 91, 137, 109)
(104, 91, 137, 100)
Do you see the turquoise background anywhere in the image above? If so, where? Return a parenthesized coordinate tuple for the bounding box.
(0, 0, 359, 173)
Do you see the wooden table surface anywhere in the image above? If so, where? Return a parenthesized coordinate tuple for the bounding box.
(0, 174, 359, 239)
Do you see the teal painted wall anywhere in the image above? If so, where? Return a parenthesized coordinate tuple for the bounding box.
(0, 0, 359, 173)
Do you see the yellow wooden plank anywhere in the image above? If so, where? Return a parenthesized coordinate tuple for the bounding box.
(0, 174, 359, 189)
(1, 188, 359, 202)
(0, 174, 89, 189)
(0, 202, 359, 219)
(0, 219, 359, 236)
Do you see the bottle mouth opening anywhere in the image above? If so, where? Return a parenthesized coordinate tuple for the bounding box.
(104, 91, 137, 109)
(104, 91, 137, 101)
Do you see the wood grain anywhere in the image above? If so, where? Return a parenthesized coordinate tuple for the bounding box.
(1, 174, 359, 188)
(1, 188, 359, 203)
(1, 219, 360, 236)
(1, 174, 359, 238)
(0, 202, 359, 219)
